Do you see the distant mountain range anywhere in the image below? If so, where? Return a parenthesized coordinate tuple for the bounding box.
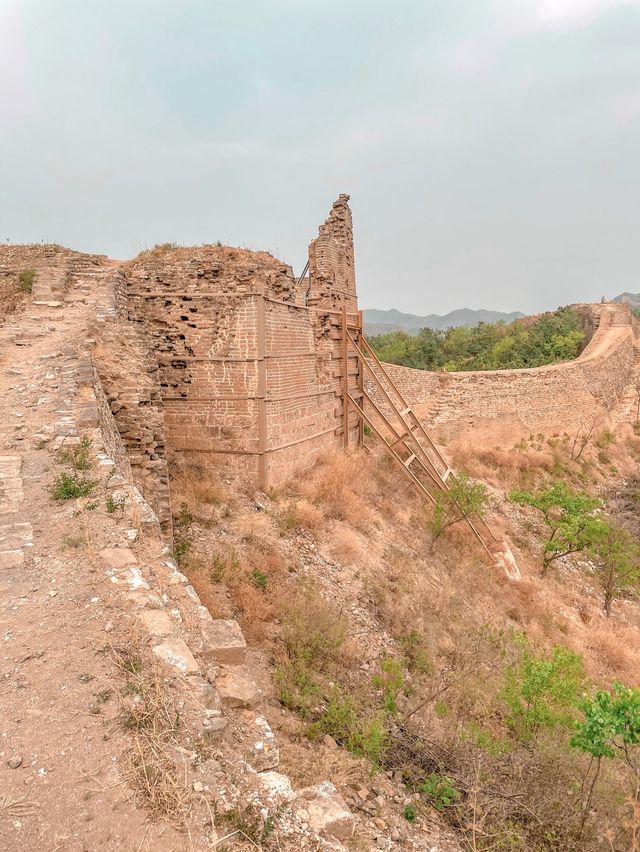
(612, 292, 640, 308)
(364, 294, 640, 337)
(363, 307, 525, 336)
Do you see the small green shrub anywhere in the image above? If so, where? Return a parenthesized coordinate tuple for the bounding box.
(307, 689, 388, 764)
(18, 268, 35, 293)
(403, 803, 417, 822)
(57, 437, 92, 470)
(277, 504, 299, 532)
(595, 429, 615, 448)
(307, 691, 387, 763)
(276, 587, 347, 716)
(372, 658, 405, 712)
(177, 502, 193, 530)
(73, 437, 92, 470)
(501, 641, 585, 743)
(427, 472, 489, 540)
(105, 495, 125, 514)
(418, 773, 459, 811)
(400, 630, 432, 674)
(463, 722, 510, 757)
(173, 538, 191, 565)
(251, 568, 268, 589)
(51, 472, 95, 500)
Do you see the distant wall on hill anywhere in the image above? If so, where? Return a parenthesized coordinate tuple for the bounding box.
(372, 303, 636, 447)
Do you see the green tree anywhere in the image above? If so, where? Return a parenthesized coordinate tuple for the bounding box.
(595, 524, 640, 616)
(368, 306, 585, 373)
(571, 684, 640, 830)
(427, 473, 489, 541)
(509, 482, 607, 577)
(502, 642, 585, 743)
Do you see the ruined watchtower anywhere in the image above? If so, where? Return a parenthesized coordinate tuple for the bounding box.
(120, 195, 363, 491)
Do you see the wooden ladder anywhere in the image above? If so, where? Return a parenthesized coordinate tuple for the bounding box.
(342, 314, 499, 558)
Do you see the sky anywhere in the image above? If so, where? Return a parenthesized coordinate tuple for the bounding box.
(1, 0, 639, 315)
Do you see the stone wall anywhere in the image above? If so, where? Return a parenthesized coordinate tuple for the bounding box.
(119, 196, 362, 489)
(374, 303, 636, 447)
(307, 193, 357, 309)
(91, 322, 172, 533)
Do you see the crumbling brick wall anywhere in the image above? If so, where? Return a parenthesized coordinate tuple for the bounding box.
(119, 196, 362, 489)
(91, 322, 172, 533)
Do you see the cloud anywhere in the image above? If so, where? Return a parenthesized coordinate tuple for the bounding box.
(0, 1, 33, 118)
(535, 0, 639, 28)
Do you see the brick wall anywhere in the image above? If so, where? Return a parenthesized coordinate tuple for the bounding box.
(120, 196, 362, 490)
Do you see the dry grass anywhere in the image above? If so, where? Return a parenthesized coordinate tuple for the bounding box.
(326, 522, 367, 565)
(169, 455, 231, 516)
(234, 581, 275, 644)
(292, 448, 374, 529)
(274, 498, 324, 534)
(585, 621, 640, 683)
(277, 737, 369, 790)
(181, 554, 233, 620)
(112, 646, 196, 826)
(452, 442, 555, 488)
(0, 794, 38, 818)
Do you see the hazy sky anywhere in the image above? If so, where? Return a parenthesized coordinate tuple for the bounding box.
(1, 1, 639, 314)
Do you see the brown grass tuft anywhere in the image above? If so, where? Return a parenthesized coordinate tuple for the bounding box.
(452, 443, 554, 488)
(112, 646, 196, 826)
(292, 449, 373, 529)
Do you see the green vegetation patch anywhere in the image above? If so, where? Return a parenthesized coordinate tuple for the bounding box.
(369, 306, 585, 371)
(51, 472, 95, 500)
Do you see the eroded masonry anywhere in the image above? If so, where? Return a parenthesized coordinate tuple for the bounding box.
(1, 195, 637, 539)
(89, 195, 364, 530)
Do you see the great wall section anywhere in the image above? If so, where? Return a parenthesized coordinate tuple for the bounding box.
(378, 303, 638, 448)
(1, 195, 639, 851)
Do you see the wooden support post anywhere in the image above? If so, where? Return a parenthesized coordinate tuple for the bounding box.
(357, 309, 364, 447)
(256, 285, 268, 489)
(342, 303, 349, 447)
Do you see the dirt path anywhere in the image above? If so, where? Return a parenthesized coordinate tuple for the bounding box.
(0, 281, 187, 850)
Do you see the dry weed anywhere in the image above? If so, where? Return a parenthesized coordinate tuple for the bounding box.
(112, 646, 195, 825)
(0, 795, 38, 818)
(293, 449, 373, 529)
(452, 443, 554, 488)
(275, 498, 324, 534)
(277, 737, 369, 790)
(327, 522, 366, 565)
(181, 556, 231, 620)
(587, 622, 640, 682)
(235, 581, 274, 644)
(170, 455, 230, 513)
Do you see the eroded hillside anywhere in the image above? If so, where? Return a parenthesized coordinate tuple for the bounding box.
(171, 425, 640, 850)
(1, 218, 639, 852)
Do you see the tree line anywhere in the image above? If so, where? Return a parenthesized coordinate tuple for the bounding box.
(368, 306, 586, 371)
